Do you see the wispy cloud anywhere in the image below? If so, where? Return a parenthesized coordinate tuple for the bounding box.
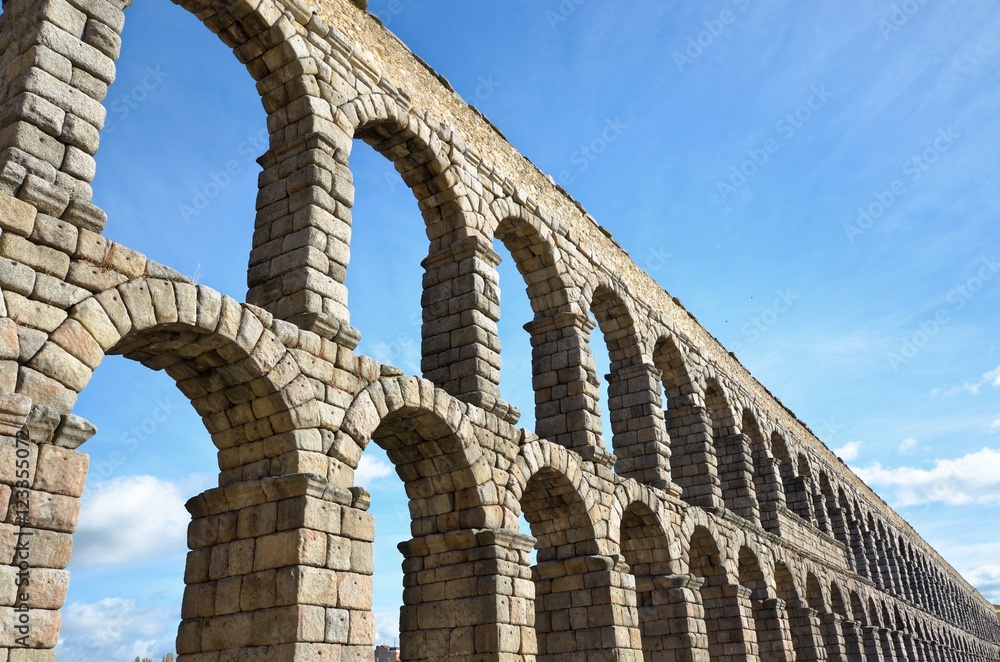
(899, 437, 918, 452)
(55, 598, 176, 660)
(965, 564, 1000, 603)
(834, 441, 862, 461)
(375, 607, 402, 647)
(356, 454, 393, 487)
(73, 475, 191, 566)
(934, 362, 1000, 396)
(855, 448, 1000, 507)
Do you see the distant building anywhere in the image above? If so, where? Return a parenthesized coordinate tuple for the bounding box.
(374, 645, 399, 662)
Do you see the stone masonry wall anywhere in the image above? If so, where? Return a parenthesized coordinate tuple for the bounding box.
(0, 0, 996, 660)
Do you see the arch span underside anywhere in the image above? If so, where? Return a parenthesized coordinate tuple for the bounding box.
(0, 0, 996, 660)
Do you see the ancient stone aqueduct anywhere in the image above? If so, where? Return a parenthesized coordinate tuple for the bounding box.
(0, 0, 997, 659)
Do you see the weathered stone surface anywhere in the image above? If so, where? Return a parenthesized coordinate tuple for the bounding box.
(0, 1, 994, 660)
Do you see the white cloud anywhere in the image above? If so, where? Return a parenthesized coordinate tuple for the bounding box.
(356, 454, 393, 487)
(374, 607, 401, 647)
(834, 441, 862, 461)
(73, 475, 190, 566)
(855, 448, 1000, 507)
(985, 365, 1000, 387)
(55, 598, 177, 660)
(899, 437, 918, 452)
(965, 565, 1000, 603)
(951, 362, 1000, 395)
(990, 418, 1000, 433)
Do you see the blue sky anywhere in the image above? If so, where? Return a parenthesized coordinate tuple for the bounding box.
(52, 0, 1000, 657)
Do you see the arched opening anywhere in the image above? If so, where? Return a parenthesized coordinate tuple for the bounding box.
(31, 283, 313, 658)
(56, 356, 217, 658)
(831, 581, 865, 660)
(738, 547, 785, 660)
(806, 572, 838, 661)
(797, 454, 828, 533)
(366, 405, 496, 662)
(819, 473, 851, 563)
(652, 334, 696, 449)
(705, 381, 756, 520)
(774, 561, 819, 661)
(864, 514, 886, 589)
(620, 500, 674, 661)
(654, 336, 713, 504)
(689, 526, 754, 660)
(585, 306, 613, 457)
(840, 492, 869, 579)
(805, 573, 825, 613)
(852, 592, 882, 660)
(621, 502, 675, 662)
(897, 540, 914, 602)
(589, 284, 668, 483)
(874, 520, 898, 593)
(880, 601, 902, 660)
(344, 138, 427, 377)
(492, 219, 546, 425)
(742, 410, 778, 530)
(896, 604, 919, 660)
(772, 432, 810, 523)
(520, 465, 629, 662)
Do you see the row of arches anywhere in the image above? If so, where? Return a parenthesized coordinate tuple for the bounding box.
(225, 10, 1000, 646)
(0, 0, 996, 657)
(1, 0, 988, 640)
(344, 384, 1000, 661)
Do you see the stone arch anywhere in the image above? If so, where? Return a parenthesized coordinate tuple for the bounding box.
(874, 520, 899, 594)
(806, 572, 826, 612)
(490, 203, 576, 315)
(514, 439, 640, 661)
(353, 391, 512, 662)
(773, 560, 802, 606)
(739, 545, 791, 660)
(849, 591, 869, 627)
(840, 490, 869, 580)
(881, 600, 907, 660)
(510, 439, 601, 542)
(24, 279, 306, 461)
(819, 471, 852, 567)
(771, 430, 812, 525)
(611, 482, 677, 568)
(330, 92, 515, 417)
(688, 524, 756, 660)
(0, 0, 294, 227)
(497, 218, 596, 454)
(797, 453, 829, 534)
(830, 582, 847, 617)
(489, 204, 581, 455)
(742, 408, 781, 530)
(704, 378, 757, 520)
(337, 375, 500, 534)
(578, 275, 644, 367)
(652, 333, 697, 409)
(775, 560, 823, 661)
(581, 276, 670, 484)
(894, 603, 921, 660)
(618, 493, 677, 660)
(655, 334, 718, 505)
(863, 511, 884, 588)
(896, 535, 914, 601)
(20, 278, 354, 658)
